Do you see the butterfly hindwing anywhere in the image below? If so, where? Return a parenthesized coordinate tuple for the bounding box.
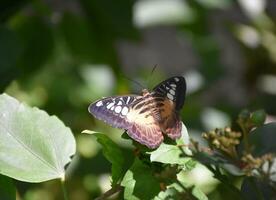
(88, 95, 137, 129)
(151, 76, 186, 140)
(126, 95, 164, 148)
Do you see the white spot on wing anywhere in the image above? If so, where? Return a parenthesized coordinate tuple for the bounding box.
(167, 93, 174, 100)
(169, 89, 175, 95)
(107, 102, 114, 109)
(121, 107, 129, 115)
(174, 77, 180, 82)
(96, 101, 103, 107)
(117, 101, 123, 105)
(115, 106, 122, 113)
(170, 84, 176, 88)
(111, 106, 115, 110)
(126, 96, 131, 104)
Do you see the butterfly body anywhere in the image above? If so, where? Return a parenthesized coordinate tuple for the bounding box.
(89, 76, 186, 148)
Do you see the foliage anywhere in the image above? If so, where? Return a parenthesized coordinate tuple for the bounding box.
(0, 94, 76, 182)
(1, 0, 276, 199)
(193, 109, 276, 200)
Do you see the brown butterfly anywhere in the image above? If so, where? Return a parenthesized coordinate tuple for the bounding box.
(88, 76, 186, 148)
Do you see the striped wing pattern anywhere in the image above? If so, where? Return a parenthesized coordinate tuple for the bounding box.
(88, 76, 186, 149)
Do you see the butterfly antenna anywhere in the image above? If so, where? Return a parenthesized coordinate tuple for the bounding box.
(123, 75, 145, 90)
(146, 64, 158, 88)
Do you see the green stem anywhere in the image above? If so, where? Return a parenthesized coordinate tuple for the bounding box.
(240, 124, 250, 154)
(61, 177, 69, 200)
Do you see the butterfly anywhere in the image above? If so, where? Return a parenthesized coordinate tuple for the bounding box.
(88, 76, 186, 149)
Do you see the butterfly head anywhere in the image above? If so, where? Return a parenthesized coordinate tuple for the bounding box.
(142, 89, 150, 96)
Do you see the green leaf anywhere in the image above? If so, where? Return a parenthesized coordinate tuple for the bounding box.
(0, 94, 76, 182)
(176, 122, 192, 155)
(191, 187, 208, 200)
(0, 174, 16, 200)
(149, 122, 192, 165)
(248, 122, 276, 155)
(149, 143, 191, 165)
(92, 133, 124, 184)
(121, 158, 160, 200)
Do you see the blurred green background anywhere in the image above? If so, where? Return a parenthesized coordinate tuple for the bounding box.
(1, 0, 276, 199)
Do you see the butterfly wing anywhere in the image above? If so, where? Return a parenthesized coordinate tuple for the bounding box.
(126, 95, 164, 148)
(89, 76, 186, 148)
(153, 76, 186, 111)
(88, 95, 138, 129)
(152, 76, 186, 139)
(89, 95, 163, 148)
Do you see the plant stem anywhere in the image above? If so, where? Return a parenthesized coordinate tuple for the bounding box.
(61, 177, 69, 200)
(239, 123, 251, 154)
(95, 184, 123, 200)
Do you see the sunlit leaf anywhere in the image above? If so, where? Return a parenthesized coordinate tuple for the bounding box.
(121, 158, 160, 200)
(0, 94, 76, 182)
(149, 143, 191, 165)
(191, 186, 208, 200)
(92, 133, 124, 184)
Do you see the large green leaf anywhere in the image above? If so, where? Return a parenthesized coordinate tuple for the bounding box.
(0, 94, 76, 182)
(92, 133, 124, 185)
(0, 174, 16, 200)
(121, 158, 160, 200)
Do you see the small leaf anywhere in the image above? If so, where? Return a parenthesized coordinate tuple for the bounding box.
(176, 122, 192, 155)
(250, 109, 266, 127)
(121, 158, 160, 200)
(0, 174, 16, 200)
(121, 170, 139, 200)
(149, 143, 191, 165)
(0, 94, 76, 182)
(92, 133, 124, 184)
(192, 186, 208, 200)
(149, 122, 192, 165)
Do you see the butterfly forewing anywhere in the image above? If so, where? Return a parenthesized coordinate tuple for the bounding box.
(153, 76, 186, 111)
(88, 95, 137, 129)
(89, 94, 164, 148)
